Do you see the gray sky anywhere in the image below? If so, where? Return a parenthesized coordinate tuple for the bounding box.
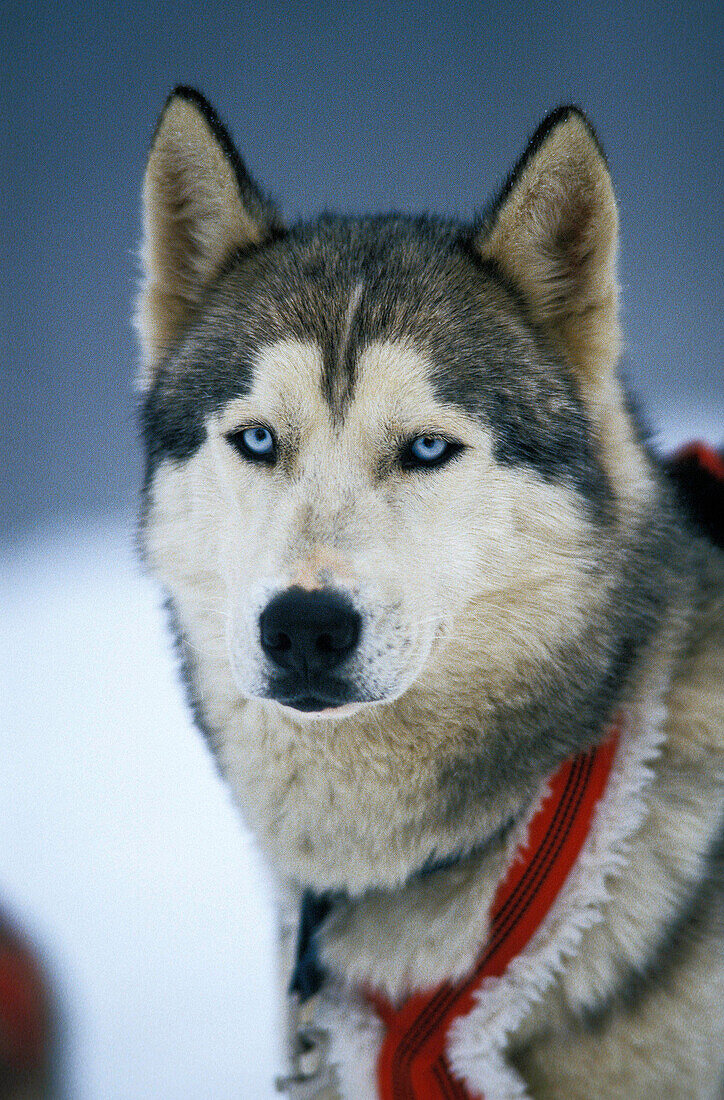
(3, 0, 722, 536)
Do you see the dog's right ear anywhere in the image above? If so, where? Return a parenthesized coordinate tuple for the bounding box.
(476, 107, 619, 386)
(136, 87, 281, 386)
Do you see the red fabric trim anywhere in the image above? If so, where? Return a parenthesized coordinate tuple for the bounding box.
(673, 441, 724, 482)
(371, 722, 621, 1100)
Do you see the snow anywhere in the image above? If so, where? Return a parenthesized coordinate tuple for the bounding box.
(0, 515, 279, 1099)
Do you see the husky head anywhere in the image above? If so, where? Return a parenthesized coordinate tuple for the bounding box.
(137, 89, 665, 889)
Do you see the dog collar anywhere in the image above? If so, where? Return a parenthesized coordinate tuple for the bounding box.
(367, 723, 621, 1100)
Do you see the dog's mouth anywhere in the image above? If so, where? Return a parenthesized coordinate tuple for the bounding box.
(282, 696, 355, 715)
(267, 674, 379, 714)
(282, 693, 345, 713)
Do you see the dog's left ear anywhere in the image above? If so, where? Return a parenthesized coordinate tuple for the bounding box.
(137, 87, 282, 386)
(477, 107, 619, 382)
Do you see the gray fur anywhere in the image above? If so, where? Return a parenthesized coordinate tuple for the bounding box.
(437, 484, 700, 826)
(582, 820, 723, 1031)
(142, 216, 613, 517)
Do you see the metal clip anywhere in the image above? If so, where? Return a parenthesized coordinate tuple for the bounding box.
(275, 1003, 339, 1099)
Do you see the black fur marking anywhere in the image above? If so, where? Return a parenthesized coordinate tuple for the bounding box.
(290, 890, 343, 1003)
(424, 299, 614, 519)
(140, 328, 253, 484)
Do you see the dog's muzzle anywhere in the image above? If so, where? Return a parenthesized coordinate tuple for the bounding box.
(260, 586, 361, 711)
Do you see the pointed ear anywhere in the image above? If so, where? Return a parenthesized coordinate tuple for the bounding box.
(477, 107, 620, 382)
(137, 87, 281, 385)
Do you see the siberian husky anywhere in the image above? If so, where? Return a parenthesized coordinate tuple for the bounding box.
(136, 88, 723, 1098)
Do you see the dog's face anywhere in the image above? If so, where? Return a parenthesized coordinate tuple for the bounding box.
(137, 91, 655, 886)
(174, 327, 486, 719)
(144, 225, 613, 720)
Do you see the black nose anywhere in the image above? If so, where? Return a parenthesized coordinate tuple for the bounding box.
(259, 587, 361, 676)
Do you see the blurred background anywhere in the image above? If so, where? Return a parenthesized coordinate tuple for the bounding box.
(2, 1, 722, 1096)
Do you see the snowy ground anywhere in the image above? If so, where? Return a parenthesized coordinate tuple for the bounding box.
(1, 516, 279, 1099)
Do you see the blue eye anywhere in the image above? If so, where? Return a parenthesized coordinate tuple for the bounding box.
(243, 426, 274, 454)
(411, 436, 448, 462)
(402, 435, 462, 470)
(226, 425, 276, 464)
